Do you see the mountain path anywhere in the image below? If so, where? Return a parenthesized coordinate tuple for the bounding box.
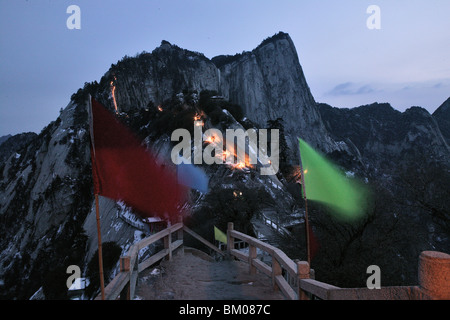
(134, 248, 285, 300)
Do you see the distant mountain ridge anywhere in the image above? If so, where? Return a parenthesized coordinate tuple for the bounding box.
(0, 133, 37, 163)
(317, 102, 449, 172)
(0, 135, 12, 146)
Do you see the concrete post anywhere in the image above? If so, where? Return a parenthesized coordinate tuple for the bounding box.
(418, 251, 450, 299)
(297, 261, 310, 300)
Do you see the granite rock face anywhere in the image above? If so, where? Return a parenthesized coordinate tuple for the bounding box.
(433, 97, 450, 146)
(0, 102, 93, 299)
(105, 32, 340, 162)
(104, 41, 221, 113)
(215, 32, 338, 162)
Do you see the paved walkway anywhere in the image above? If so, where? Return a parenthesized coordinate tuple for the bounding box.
(134, 248, 285, 300)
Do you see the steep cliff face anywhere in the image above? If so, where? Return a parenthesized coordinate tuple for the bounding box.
(102, 41, 220, 113)
(433, 97, 450, 145)
(0, 102, 93, 299)
(96, 34, 337, 165)
(214, 32, 338, 161)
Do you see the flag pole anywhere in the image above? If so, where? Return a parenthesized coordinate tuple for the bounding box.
(88, 95, 105, 300)
(95, 194, 106, 300)
(298, 140, 311, 266)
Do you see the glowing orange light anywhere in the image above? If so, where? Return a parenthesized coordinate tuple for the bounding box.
(193, 111, 205, 121)
(230, 161, 251, 171)
(110, 78, 119, 113)
(205, 134, 218, 144)
(233, 190, 243, 197)
(237, 162, 246, 169)
(200, 132, 254, 172)
(157, 105, 163, 112)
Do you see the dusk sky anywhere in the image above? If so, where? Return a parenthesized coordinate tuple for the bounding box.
(1, 0, 449, 136)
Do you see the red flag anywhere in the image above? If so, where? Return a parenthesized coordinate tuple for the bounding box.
(89, 97, 187, 222)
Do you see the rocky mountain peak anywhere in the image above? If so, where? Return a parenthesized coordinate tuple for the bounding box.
(433, 97, 450, 145)
(255, 31, 291, 49)
(433, 97, 450, 115)
(215, 32, 337, 161)
(95, 31, 338, 161)
(0, 135, 12, 146)
(160, 39, 173, 48)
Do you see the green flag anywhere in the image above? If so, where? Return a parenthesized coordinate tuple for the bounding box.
(298, 138, 367, 220)
(214, 226, 227, 244)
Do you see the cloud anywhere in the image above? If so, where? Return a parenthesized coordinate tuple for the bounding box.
(355, 85, 375, 95)
(326, 82, 376, 96)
